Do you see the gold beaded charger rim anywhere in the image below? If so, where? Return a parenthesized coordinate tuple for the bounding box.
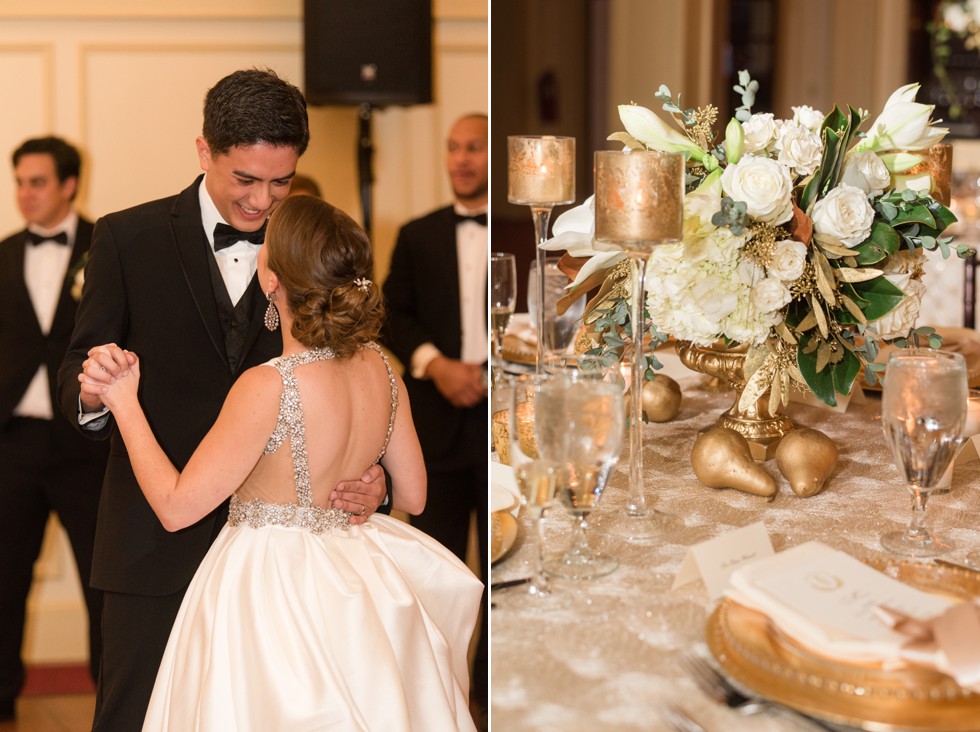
(861, 326, 980, 392)
(491, 510, 518, 564)
(501, 333, 536, 365)
(706, 559, 980, 730)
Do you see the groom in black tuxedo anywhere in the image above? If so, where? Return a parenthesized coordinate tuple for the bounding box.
(58, 69, 389, 731)
(0, 136, 106, 721)
(381, 113, 489, 721)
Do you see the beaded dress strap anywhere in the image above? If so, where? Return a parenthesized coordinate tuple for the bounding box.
(368, 342, 399, 465)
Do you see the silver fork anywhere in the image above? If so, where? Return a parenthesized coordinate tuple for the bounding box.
(680, 653, 839, 731)
(660, 703, 708, 732)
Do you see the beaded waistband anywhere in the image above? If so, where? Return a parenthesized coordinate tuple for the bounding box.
(228, 494, 351, 534)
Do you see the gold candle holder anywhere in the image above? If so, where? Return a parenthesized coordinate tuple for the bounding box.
(593, 149, 685, 541)
(929, 142, 953, 207)
(507, 135, 576, 372)
(507, 136, 575, 206)
(595, 150, 685, 251)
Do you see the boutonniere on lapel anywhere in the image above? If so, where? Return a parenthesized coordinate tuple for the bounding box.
(69, 251, 88, 302)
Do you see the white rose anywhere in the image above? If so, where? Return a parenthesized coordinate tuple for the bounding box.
(741, 113, 777, 154)
(881, 249, 925, 275)
(840, 151, 891, 197)
(874, 278, 926, 340)
(768, 239, 808, 282)
(775, 123, 822, 177)
(791, 105, 824, 132)
(750, 277, 792, 313)
(720, 154, 794, 225)
(810, 184, 875, 247)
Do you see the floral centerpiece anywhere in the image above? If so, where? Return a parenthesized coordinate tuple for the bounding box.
(547, 72, 972, 410)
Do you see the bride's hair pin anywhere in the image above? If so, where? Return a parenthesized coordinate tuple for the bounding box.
(353, 277, 372, 293)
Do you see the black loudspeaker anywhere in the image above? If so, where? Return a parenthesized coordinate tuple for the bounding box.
(303, 0, 433, 107)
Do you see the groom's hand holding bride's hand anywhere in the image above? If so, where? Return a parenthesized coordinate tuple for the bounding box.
(79, 343, 138, 413)
(97, 352, 141, 415)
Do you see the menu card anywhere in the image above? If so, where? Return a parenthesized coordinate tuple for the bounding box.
(728, 542, 952, 664)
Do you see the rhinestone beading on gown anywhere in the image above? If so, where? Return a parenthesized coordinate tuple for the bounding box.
(228, 343, 397, 535)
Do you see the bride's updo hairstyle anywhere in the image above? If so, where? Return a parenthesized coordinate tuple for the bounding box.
(265, 195, 383, 357)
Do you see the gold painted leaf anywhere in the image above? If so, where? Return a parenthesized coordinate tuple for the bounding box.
(809, 295, 829, 338)
(812, 251, 838, 306)
(834, 267, 883, 283)
(839, 294, 867, 324)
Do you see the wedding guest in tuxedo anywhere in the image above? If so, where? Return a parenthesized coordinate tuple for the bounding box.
(0, 136, 106, 722)
(381, 112, 489, 722)
(57, 68, 388, 731)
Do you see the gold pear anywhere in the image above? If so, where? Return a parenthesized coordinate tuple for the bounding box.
(775, 427, 837, 497)
(691, 427, 777, 498)
(641, 374, 682, 422)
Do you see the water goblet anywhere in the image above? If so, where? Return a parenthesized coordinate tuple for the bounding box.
(527, 257, 586, 357)
(880, 349, 967, 558)
(538, 378, 625, 580)
(490, 252, 517, 383)
(493, 374, 570, 610)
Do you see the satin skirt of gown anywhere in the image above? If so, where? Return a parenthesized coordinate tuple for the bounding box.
(142, 514, 482, 731)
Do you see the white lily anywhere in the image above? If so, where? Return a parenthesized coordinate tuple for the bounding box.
(618, 104, 706, 162)
(540, 195, 626, 290)
(854, 83, 947, 153)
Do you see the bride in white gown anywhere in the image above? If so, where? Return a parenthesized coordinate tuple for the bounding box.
(99, 195, 483, 731)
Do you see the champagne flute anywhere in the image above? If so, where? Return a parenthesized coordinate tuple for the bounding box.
(494, 374, 570, 611)
(490, 252, 517, 382)
(539, 378, 625, 580)
(880, 349, 967, 557)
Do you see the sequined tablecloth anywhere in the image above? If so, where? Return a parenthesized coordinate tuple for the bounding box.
(490, 353, 980, 732)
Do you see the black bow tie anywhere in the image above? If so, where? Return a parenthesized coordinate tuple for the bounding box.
(454, 211, 487, 227)
(213, 222, 266, 251)
(25, 230, 68, 246)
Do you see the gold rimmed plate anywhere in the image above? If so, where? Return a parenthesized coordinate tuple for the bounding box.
(706, 559, 980, 730)
(491, 510, 518, 564)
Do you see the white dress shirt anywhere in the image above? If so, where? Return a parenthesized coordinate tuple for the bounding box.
(199, 177, 262, 305)
(15, 211, 77, 419)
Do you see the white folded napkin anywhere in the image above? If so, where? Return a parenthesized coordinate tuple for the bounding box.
(727, 542, 952, 665)
(490, 462, 521, 517)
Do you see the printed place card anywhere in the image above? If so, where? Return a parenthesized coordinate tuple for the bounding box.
(672, 522, 774, 600)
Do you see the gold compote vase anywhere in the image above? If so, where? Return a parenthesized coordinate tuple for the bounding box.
(676, 341, 793, 460)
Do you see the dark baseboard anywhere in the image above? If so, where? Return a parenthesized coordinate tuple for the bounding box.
(22, 664, 95, 696)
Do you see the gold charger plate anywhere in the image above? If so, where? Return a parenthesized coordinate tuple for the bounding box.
(706, 559, 980, 731)
(501, 333, 536, 365)
(862, 327, 980, 392)
(491, 510, 518, 564)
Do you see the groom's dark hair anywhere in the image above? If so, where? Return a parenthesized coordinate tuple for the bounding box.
(202, 68, 309, 157)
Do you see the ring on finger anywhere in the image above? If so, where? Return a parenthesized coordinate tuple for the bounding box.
(358, 504, 366, 517)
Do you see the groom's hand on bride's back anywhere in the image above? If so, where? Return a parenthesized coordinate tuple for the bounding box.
(78, 343, 137, 412)
(331, 463, 388, 525)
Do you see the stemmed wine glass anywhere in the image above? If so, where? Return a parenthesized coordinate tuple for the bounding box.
(592, 149, 685, 541)
(494, 374, 570, 610)
(880, 348, 967, 557)
(490, 252, 517, 382)
(507, 135, 575, 372)
(538, 377, 625, 580)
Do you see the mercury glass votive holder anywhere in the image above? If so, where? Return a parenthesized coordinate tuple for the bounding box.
(507, 136, 576, 206)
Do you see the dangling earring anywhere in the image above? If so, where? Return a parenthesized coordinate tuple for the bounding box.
(264, 291, 280, 332)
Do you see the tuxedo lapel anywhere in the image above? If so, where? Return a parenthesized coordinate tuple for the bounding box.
(49, 218, 93, 336)
(169, 178, 227, 365)
(7, 234, 43, 335)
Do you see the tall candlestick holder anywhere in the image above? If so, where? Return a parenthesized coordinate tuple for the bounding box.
(594, 149, 685, 541)
(507, 135, 575, 371)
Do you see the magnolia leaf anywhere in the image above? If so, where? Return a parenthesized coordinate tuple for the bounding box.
(853, 220, 901, 265)
(839, 293, 868, 324)
(890, 202, 937, 229)
(844, 276, 906, 322)
(834, 267, 883, 283)
(831, 348, 862, 396)
(797, 334, 837, 406)
(810, 294, 829, 338)
(787, 361, 807, 385)
(812, 251, 838, 306)
(606, 131, 645, 151)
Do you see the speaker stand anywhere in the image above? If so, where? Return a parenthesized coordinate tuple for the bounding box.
(358, 103, 375, 238)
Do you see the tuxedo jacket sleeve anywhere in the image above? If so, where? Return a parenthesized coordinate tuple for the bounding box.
(381, 206, 472, 461)
(57, 176, 281, 596)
